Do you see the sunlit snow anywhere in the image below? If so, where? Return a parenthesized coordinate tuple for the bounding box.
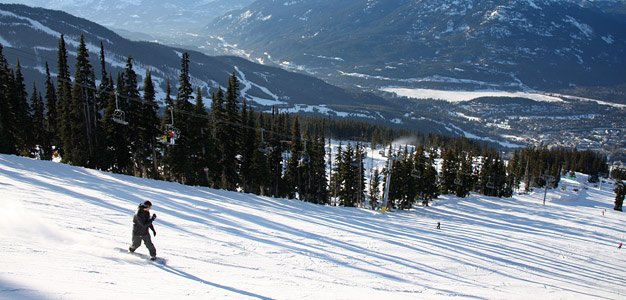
(1, 153, 625, 299)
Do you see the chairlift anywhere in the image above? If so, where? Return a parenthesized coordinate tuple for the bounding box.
(258, 129, 273, 154)
(350, 159, 360, 168)
(411, 168, 421, 178)
(112, 92, 128, 125)
(160, 106, 179, 145)
(486, 179, 495, 189)
(258, 142, 273, 154)
(454, 177, 463, 186)
(297, 142, 309, 166)
(298, 153, 310, 167)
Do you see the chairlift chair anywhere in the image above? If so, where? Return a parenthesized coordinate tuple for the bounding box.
(161, 107, 180, 145)
(258, 129, 273, 154)
(112, 92, 128, 125)
(454, 177, 463, 186)
(258, 142, 273, 154)
(112, 109, 128, 125)
(411, 169, 421, 178)
(298, 153, 310, 166)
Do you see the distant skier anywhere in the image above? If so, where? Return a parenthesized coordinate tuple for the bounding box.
(436, 222, 441, 229)
(619, 242, 622, 249)
(129, 201, 158, 260)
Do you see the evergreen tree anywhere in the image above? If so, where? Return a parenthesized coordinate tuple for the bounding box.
(369, 168, 381, 209)
(12, 60, 32, 156)
(250, 113, 271, 195)
(455, 151, 474, 198)
(309, 123, 328, 204)
(0, 44, 15, 154)
(354, 142, 366, 207)
(422, 147, 440, 200)
(138, 70, 161, 179)
(184, 87, 207, 185)
(239, 100, 257, 193)
(411, 145, 427, 203)
(101, 74, 131, 173)
(168, 52, 194, 184)
(339, 142, 355, 206)
(440, 148, 458, 194)
(271, 111, 291, 198)
(402, 148, 420, 208)
(392, 146, 412, 210)
(335, 142, 366, 207)
(330, 141, 343, 205)
(221, 71, 242, 190)
(478, 154, 496, 196)
(44, 62, 58, 158)
(68, 35, 98, 167)
(285, 117, 303, 199)
(161, 79, 176, 180)
(614, 181, 625, 211)
(507, 149, 522, 192)
(30, 83, 51, 160)
(210, 87, 226, 189)
(120, 56, 142, 175)
(93, 44, 112, 170)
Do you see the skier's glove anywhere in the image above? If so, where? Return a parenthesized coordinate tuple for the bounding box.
(151, 228, 156, 237)
(151, 213, 157, 221)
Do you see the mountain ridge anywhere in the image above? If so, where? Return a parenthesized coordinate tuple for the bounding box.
(203, 0, 626, 102)
(0, 4, 407, 127)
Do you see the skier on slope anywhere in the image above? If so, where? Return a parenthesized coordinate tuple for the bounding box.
(129, 201, 158, 260)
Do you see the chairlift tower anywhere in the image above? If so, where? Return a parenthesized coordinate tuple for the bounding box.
(540, 174, 555, 205)
(380, 147, 405, 214)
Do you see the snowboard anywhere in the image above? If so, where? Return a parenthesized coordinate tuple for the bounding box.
(115, 247, 167, 264)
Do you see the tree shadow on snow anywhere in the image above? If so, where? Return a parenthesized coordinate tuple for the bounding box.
(0, 277, 56, 300)
(153, 264, 273, 300)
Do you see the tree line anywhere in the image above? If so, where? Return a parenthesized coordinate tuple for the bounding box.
(0, 35, 614, 211)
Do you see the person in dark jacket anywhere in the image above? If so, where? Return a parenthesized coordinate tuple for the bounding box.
(129, 201, 157, 260)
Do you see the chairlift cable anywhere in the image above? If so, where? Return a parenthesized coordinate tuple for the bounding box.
(55, 77, 315, 145)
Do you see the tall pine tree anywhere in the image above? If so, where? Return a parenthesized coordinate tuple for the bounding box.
(68, 35, 98, 167)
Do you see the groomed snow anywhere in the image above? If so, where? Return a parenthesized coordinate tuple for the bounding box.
(1, 154, 625, 299)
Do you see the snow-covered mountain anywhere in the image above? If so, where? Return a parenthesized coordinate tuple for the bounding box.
(0, 4, 405, 125)
(0, 0, 254, 42)
(203, 0, 626, 103)
(2, 4, 625, 151)
(2, 151, 626, 299)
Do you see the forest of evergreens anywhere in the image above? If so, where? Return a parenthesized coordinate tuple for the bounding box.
(0, 35, 616, 211)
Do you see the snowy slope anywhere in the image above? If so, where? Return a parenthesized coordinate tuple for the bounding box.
(1, 154, 625, 299)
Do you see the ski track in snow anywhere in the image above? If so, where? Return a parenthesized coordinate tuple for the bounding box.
(0, 153, 625, 299)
